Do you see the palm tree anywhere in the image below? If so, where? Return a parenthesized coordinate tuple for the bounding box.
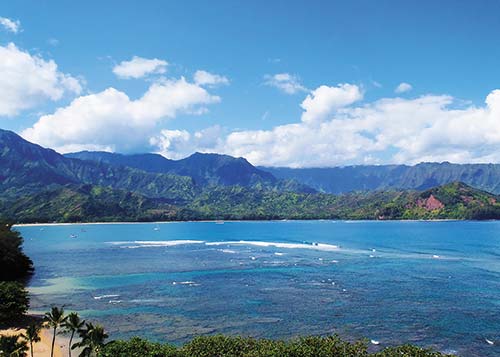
(73, 322, 108, 357)
(62, 312, 85, 357)
(44, 306, 67, 357)
(0, 334, 29, 356)
(22, 323, 42, 357)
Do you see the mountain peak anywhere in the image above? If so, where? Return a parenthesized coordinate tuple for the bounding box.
(65, 149, 286, 189)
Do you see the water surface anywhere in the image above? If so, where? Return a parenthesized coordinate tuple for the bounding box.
(17, 221, 500, 356)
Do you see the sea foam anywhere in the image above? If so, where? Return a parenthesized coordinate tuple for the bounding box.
(206, 240, 339, 251)
(107, 240, 204, 248)
(93, 294, 119, 300)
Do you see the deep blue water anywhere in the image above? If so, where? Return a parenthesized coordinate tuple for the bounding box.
(17, 221, 500, 356)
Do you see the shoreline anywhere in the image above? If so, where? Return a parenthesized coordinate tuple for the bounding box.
(13, 218, 482, 227)
(0, 325, 70, 357)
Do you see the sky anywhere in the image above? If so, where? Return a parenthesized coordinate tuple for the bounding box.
(1, 0, 500, 167)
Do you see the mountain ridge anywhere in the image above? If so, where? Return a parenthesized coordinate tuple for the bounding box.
(2, 181, 499, 222)
(261, 162, 500, 194)
(2, 128, 500, 222)
(64, 143, 500, 195)
(65, 150, 314, 193)
(0, 129, 197, 201)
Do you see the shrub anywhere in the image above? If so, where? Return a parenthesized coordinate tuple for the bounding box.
(0, 222, 33, 281)
(0, 334, 28, 356)
(0, 281, 29, 324)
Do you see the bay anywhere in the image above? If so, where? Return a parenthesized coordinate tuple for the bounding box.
(17, 220, 500, 356)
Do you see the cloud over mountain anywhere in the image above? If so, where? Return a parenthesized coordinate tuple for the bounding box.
(22, 77, 220, 153)
(149, 86, 500, 168)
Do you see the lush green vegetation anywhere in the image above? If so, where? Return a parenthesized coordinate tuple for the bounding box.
(186, 182, 500, 220)
(0, 223, 33, 281)
(2, 182, 500, 223)
(0, 223, 33, 326)
(0, 281, 29, 324)
(0, 334, 29, 356)
(100, 335, 455, 357)
(0, 129, 197, 202)
(65, 151, 312, 193)
(0, 185, 182, 223)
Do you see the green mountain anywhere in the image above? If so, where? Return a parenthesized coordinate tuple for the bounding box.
(185, 182, 500, 221)
(0, 184, 188, 223)
(2, 181, 499, 222)
(262, 162, 500, 194)
(2, 128, 500, 222)
(65, 151, 314, 192)
(0, 129, 197, 202)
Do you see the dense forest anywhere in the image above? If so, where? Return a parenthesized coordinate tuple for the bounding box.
(1, 182, 500, 223)
(0, 223, 33, 326)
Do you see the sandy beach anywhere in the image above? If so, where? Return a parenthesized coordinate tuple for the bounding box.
(0, 327, 70, 357)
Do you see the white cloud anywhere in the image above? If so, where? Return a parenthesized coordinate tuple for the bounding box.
(300, 84, 363, 123)
(193, 70, 229, 87)
(0, 43, 82, 116)
(0, 17, 21, 33)
(395, 82, 413, 93)
(113, 56, 168, 79)
(264, 73, 307, 95)
(22, 77, 220, 153)
(147, 86, 500, 167)
(150, 125, 224, 159)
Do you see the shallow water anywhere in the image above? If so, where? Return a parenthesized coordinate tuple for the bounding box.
(17, 220, 500, 356)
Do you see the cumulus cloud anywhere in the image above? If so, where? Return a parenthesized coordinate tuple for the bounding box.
(146, 86, 500, 167)
(113, 56, 168, 79)
(300, 84, 363, 123)
(150, 125, 224, 159)
(0, 43, 82, 116)
(264, 73, 307, 94)
(395, 82, 412, 93)
(22, 77, 220, 153)
(194, 70, 229, 87)
(0, 17, 21, 33)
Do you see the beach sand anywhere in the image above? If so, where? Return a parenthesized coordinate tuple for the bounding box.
(0, 327, 71, 357)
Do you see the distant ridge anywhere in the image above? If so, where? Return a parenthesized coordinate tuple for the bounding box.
(65, 151, 314, 192)
(261, 163, 500, 194)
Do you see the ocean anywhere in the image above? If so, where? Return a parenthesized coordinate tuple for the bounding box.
(17, 220, 500, 356)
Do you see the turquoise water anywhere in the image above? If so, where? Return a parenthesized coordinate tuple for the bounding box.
(17, 221, 500, 356)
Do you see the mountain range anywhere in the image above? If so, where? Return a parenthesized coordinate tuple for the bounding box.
(262, 163, 500, 194)
(64, 145, 500, 195)
(1, 128, 500, 222)
(65, 150, 312, 193)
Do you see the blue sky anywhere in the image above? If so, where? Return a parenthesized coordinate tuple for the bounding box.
(1, 1, 500, 167)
